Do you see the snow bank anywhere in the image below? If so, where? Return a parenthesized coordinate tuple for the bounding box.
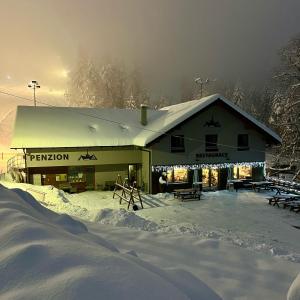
(0, 185, 222, 300)
(93, 208, 300, 263)
(288, 273, 300, 300)
(95, 208, 159, 231)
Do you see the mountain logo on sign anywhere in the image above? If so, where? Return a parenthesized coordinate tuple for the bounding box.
(78, 150, 97, 160)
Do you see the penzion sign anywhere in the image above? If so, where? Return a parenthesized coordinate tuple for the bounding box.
(28, 150, 98, 162)
(29, 153, 69, 161)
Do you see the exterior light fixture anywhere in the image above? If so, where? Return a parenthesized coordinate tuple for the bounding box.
(28, 80, 40, 107)
(194, 77, 216, 98)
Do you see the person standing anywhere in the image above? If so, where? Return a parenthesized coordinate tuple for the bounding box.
(159, 172, 168, 193)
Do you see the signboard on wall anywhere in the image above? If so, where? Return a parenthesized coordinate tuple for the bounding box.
(196, 153, 229, 159)
(26, 149, 142, 168)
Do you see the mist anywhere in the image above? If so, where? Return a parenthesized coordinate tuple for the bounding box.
(0, 0, 299, 102)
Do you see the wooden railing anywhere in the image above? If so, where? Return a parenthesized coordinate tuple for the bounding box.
(113, 175, 144, 210)
(7, 154, 25, 172)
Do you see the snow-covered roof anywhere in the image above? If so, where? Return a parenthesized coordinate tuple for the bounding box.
(11, 94, 281, 149)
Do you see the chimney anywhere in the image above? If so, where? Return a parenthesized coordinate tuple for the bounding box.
(140, 104, 148, 126)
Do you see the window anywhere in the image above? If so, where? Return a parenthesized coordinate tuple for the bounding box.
(238, 134, 249, 151)
(233, 166, 252, 179)
(166, 168, 188, 182)
(205, 134, 218, 152)
(171, 135, 185, 152)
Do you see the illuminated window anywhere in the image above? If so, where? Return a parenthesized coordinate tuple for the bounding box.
(55, 174, 67, 182)
(202, 168, 219, 187)
(174, 168, 188, 182)
(167, 168, 188, 182)
(202, 169, 210, 187)
(166, 170, 173, 182)
(233, 166, 252, 179)
(233, 167, 238, 179)
(239, 166, 252, 179)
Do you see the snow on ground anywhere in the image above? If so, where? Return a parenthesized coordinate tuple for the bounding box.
(0, 184, 221, 300)
(1, 180, 300, 299)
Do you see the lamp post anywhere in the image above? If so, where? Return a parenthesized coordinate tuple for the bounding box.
(28, 80, 40, 107)
(194, 77, 215, 98)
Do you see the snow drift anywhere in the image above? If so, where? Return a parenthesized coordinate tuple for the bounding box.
(288, 273, 300, 300)
(0, 185, 222, 300)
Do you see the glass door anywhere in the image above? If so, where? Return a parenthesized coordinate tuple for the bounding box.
(210, 169, 219, 187)
(202, 168, 210, 188)
(202, 168, 219, 188)
(128, 164, 138, 186)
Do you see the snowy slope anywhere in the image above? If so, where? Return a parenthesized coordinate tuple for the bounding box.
(0, 184, 222, 300)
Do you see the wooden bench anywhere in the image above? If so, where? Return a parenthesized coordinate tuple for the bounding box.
(173, 188, 201, 201)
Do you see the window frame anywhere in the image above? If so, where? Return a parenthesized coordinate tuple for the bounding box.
(170, 135, 185, 153)
(237, 134, 249, 151)
(205, 134, 218, 152)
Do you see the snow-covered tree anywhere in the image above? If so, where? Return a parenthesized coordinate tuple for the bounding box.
(66, 54, 150, 109)
(269, 34, 300, 179)
(232, 82, 245, 106)
(100, 62, 128, 108)
(125, 68, 150, 109)
(66, 53, 103, 107)
(152, 95, 172, 110)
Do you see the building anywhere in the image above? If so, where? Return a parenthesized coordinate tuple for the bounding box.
(10, 94, 281, 193)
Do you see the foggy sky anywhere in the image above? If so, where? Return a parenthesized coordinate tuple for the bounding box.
(0, 0, 299, 102)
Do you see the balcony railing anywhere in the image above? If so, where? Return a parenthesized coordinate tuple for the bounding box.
(7, 154, 26, 172)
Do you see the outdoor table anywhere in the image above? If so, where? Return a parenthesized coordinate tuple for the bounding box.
(250, 181, 272, 192)
(269, 185, 286, 195)
(269, 194, 300, 207)
(227, 180, 243, 192)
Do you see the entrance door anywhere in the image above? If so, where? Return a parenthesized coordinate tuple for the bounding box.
(202, 168, 219, 189)
(128, 164, 138, 186)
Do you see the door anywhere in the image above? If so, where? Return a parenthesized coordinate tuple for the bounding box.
(202, 168, 219, 189)
(33, 174, 42, 185)
(128, 164, 138, 186)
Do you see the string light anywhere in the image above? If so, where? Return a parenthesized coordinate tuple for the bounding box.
(152, 161, 265, 172)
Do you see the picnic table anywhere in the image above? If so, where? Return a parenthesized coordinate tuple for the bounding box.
(282, 199, 300, 211)
(268, 194, 300, 207)
(227, 180, 243, 192)
(173, 188, 201, 201)
(250, 181, 272, 192)
(269, 185, 299, 195)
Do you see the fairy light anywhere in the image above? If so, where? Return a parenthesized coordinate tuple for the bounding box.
(152, 161, 265, 172)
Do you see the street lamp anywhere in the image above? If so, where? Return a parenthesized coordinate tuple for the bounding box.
(194, 77, 215, 98)
(28, 80, 40, 107)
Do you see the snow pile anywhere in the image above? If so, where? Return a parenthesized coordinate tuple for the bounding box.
(2, 181, 300, 264)
(0, 184, 222, 300)
(93, 208, 300, 262)
(288, 273, 300, 300)
(95, 208, 159, 231)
